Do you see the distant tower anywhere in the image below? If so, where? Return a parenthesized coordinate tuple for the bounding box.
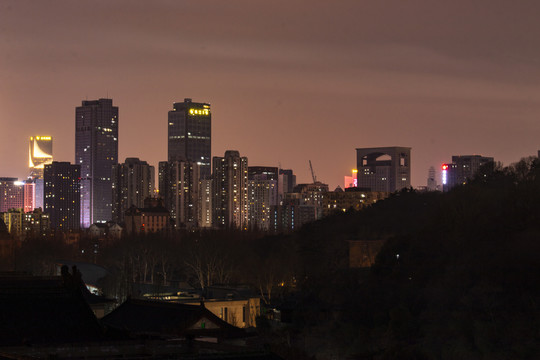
(427, 166, 437, 191)
(356, 147, 411, 192)
(278, 169, 296, 203)
(168, 98, 211, 180)
(29, 136, 53, 179)
(28, 135, 53, 211)
(212, 150, 248, 229)
(112, 158, 155, 223)
(44, 162, 81, 230)
(75, 98, 119, 227)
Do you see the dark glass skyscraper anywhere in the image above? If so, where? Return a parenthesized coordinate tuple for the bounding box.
(75, 98, 118, 227)
(168, 98, 211, 179)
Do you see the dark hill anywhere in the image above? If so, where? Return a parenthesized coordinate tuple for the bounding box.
(284, 158, 540, 359)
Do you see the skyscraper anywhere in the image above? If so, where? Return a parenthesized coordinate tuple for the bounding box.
(44, 162, 80, 230)
(248, 167, 278, 230)
(356, 147, 411, 192)
(27, 135, 53, 211)
(168, 98, 211, 179)
(75, 98, 118, 227)
(112, 158, 155, 223)
(212, 150, 248, 229)
(29, 136, 53, 179)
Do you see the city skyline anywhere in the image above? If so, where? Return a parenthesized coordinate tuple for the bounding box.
(2, 1, 540, 189)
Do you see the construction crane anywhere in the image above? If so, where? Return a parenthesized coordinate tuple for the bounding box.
(309, 160, 317, 183)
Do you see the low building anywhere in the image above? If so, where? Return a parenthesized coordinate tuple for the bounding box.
(124, 198, 170, 235)
(322, 188, 387, 216)
(184, 297, 260, 328)
(88, 222, 123, 240)
(1, 208, 50, 239)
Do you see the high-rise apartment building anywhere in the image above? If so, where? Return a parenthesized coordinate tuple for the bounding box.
(0, 178, 24, 212)
(248, 167, 278, 230)
(356, 147, 411, 192)
(159, 159, 200, 228)
(212, 151, 248, 229)
(44, 162, 81, 230)
(75, 98, 118, 227)
(112, 158, 155, 223)
(168, 98, 211, 180)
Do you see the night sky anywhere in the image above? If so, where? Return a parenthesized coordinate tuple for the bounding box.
(2, 0, 540, 189)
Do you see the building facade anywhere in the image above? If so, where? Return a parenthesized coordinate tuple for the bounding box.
(1, 208, 50, 239)
(278, 169, 296, 203)
(212, 151, 248, 229)
(0, 178, 24, 212)
(322, 188, 387, 216)
(44, 162, 81, 230)
(124, 198, 170, 235)
(112, 158, 155, 223)
(248, 167, 279, 231)
(442, 155, 494, 191)
(168, 98, 211, 180)
(159, 159, 200, 228)
(75, 98, 119, 227)
(356, 146, 411, 192)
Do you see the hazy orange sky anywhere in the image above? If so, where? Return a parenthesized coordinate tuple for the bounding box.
(2, 0, 540, 189)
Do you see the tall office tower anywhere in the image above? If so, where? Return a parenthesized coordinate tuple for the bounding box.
(0, 178, 24, 212)
(112, 158, 155, 223)
(168, 98, 211, 180)
(159, 158, 200, 228)
(427, 166, 437, 191)
(199, 178, 212, 228)
(212, 150, 248, 229)
(44, 162, 81, 230)
(248, 167, 278, 230)
(278, 169, 296, 204)
(356, 147, 411, 192)
(28, 136, 53, 179)
(75, 98, 119, 227)
(26, 136, 53, 211)
(442, 155, 494, 191)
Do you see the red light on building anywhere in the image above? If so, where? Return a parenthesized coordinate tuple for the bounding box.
(442, 164, 449, 170)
